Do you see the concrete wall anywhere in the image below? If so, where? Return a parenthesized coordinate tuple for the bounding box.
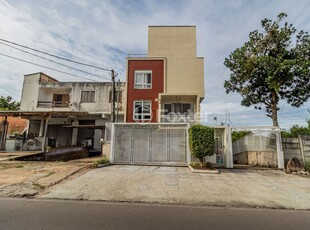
(148, 26, 204, 100)
(233, 151, 278, 167)
(282, 138, 310, 165)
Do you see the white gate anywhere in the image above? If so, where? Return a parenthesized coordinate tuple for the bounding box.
(111, 123, 189, 165)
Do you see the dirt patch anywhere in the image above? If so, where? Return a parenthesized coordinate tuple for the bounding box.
(0, 161, 93, 198)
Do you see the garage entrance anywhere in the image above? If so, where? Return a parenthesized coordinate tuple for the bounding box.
(111, 123, 189, 165)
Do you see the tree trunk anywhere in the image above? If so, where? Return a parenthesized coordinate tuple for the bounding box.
(200, 157, 204, 167)
(271, 90, 279, 126)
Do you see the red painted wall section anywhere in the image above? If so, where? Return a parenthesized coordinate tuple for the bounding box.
(126, 60, 164, 122)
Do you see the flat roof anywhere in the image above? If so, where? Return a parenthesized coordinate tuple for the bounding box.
(0, 111, 89, 117)
(148, 25, 196, 27)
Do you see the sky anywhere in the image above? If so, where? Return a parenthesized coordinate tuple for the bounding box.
(0, 0, 309, 129)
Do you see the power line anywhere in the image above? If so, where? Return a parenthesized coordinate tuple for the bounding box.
(0, 41, 111, 81)
(0, 38, 112, 72)
(0, 52, 100, 82)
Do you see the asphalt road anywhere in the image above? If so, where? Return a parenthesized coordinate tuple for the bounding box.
(0, 198, 309, 230)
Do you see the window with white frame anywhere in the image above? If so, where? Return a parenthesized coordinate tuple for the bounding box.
(134, 71, 152, 89)
(133, 101, 151, 120)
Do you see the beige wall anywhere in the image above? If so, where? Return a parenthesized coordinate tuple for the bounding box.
(148, 26, 204, 100)
(20, 73, 41, 111)
(233, 151, 278, 167)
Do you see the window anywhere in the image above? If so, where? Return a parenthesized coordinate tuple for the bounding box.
(52, 94, 69, 107)
(109, 91, 122, 103)
(133, 101, 151, 120)
(163, 104, 172, 115)
(134, 71, 152, 89)
(81, 91, 95, 102)
(174, 103, 191, 114)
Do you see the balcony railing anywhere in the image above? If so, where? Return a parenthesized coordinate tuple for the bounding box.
(160, 114, 196, 123)
(37, 101, 69, 108)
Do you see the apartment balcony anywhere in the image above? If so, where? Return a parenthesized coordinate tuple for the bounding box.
(37, 101, 70, 108)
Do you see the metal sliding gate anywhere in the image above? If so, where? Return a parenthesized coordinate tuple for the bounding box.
(111, 123, 188, 165)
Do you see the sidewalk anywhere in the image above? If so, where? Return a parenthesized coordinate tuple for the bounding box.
(41, 165, 310, 209)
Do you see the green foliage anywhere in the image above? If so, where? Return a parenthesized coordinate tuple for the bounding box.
(224, 13, 310, 126)
(305, 162, 310, 172)
(204, 161, 214, 170)
(232, 131, 251, 142)
(0, 96, 20, 111)
(189, 162, 200, 168)
(189, 125, 215, 165)
(282, 124, 310, 138)
(93, 157, 110, 168)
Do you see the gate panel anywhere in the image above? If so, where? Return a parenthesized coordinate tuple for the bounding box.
(151, 128, 167, 163)
(114, 126, 131, 163)
(132, 127, 149, 163)
(169, 129, 186, 163)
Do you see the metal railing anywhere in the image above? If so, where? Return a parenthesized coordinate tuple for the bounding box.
(37, 101, 69, 108)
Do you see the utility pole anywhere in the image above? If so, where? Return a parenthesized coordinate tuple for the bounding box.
(116, 79, 121, 123)
(111, 69, 116, 122)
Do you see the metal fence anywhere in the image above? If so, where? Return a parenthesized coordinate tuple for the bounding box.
(111, 123, 189, 165)
(233, 132, 276, 154)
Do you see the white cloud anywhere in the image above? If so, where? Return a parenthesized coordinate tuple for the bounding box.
(0, 0, 309, 128)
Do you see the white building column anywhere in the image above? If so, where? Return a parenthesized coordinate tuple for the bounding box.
(39, 118, 44, 137)
(71, 128, 78, 146)
(224, 126, 233, 168)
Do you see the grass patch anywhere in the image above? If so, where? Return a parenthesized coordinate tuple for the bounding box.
(93, 157, 110, 168)
(15, 165, 24, 168)
(32, 183, 45, 190)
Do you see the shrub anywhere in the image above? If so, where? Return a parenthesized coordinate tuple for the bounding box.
(189, 162, 200, 168)
(305, 162, 310, 172)
(189, 125, 215, 166)
(93, 157, 110, 168)
(204, 161, 214, 170)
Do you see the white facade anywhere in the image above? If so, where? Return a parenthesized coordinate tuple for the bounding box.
(20, 72, 125, 115)
(20, 72, 125, 151)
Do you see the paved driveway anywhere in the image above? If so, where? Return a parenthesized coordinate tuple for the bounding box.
(42, 165, 310, 209)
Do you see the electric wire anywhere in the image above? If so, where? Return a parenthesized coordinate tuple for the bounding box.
(0, 41, 111, 81)
(0, 52, 101, 82)
(0, 38, 112, 72)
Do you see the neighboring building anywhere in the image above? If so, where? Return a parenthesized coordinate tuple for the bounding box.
(18, 72, 125, 151)
(0, 116, 28, 134)
(125, 26, 204, 123)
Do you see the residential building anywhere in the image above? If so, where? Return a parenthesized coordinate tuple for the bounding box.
(125, 26, 204, 123)
(19, 72, 125, 151)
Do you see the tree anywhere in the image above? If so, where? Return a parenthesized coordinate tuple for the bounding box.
(282, 110, 310, 137)
(0, 96, 20, 111)
(188, 125, 215, 166)
(224, 13, 310, 126)
(232, 131, 251, 142)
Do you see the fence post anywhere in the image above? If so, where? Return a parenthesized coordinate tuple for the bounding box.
(275, 130, 284, 169)
(110, 123, 116, 163)
(298, 135, 306, 165)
